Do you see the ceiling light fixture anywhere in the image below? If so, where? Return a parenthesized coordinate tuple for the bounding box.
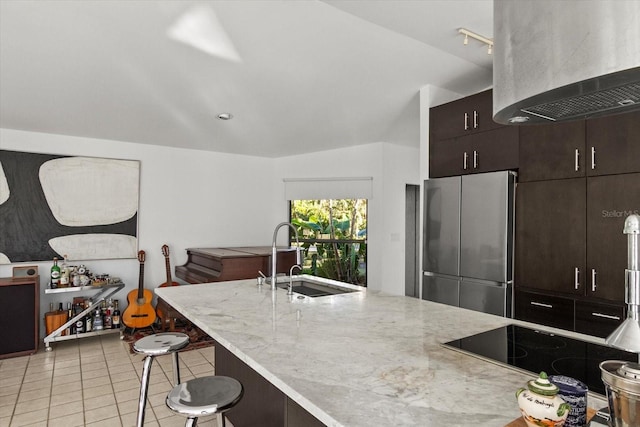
(217, 113, 233, 120)
(458, 28, 494, 55)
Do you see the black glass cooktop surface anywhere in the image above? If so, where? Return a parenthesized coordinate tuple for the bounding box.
(443, 324, 637, 395)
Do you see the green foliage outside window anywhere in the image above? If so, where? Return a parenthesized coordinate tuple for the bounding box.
(290, 199, 367, 286)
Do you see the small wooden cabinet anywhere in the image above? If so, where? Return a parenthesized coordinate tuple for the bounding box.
(429, 89, 502, 141)
(586, 110, 640, 176)
(0, 276, 39, 358)
(518, 120, 586, 182)
(514, 290, 575, 331)
(575, 300, 626, 338)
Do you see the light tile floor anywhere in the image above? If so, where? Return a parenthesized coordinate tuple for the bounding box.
(0, 334, 222, 427)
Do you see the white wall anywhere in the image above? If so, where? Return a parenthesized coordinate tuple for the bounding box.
(274, 142, 420, 294)
(1, 129, 421, 338)
(0, 128, 281, 334)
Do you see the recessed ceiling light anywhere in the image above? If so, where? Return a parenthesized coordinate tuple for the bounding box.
(217, 113, 233, 120)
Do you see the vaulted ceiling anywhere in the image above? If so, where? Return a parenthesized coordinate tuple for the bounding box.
(0, 0, 493, 157)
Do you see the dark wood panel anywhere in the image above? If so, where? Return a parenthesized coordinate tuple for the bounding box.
(429, 137, 465, 178)
(0, 277, 39, 358)
(429, 89, 501, 140)
(575, 300, 625, 338)
(586, 173, 640, 302)
(215, 341, 286, 427)
(459, 125, 519, 174)
(587, 110, 640, 176)
(515, 179, 586, 295)
(514, 290, 574, 330)
(519, 120, 586, 182)
(286, 398, 325, 427)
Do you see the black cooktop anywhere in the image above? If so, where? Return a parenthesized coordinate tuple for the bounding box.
(443, 324, 638, 395)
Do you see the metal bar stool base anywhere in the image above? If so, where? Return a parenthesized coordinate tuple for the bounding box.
(133, 332, 190, 427)
(166, 376, 243, 427)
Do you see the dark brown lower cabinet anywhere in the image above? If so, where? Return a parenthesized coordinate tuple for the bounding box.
(0, 276, 39, 359)
(515, 290, 574, 331)
(515, 289, 626, 338)
(214, 341, 325, 427)
(574, 300, 626, 338)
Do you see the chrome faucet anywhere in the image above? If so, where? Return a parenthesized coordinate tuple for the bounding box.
(270, 222, 301, 291)
(288, 264, 302, 295)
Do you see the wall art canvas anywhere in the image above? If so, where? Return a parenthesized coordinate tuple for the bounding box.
(0, 150, 139, 264)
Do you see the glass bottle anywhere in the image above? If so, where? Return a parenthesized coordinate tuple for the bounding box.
(50, 257, 60, 289)
(93, 309, 104, 331)
(112, 300, 121, 329)
(59, 255, 69, 287)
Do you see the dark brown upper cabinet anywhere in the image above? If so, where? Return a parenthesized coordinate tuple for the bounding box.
(429, 89, 502, 141)
(586, 110, 640, 176)
(518, 120, 586, 182)
(429, 126, 519, 178)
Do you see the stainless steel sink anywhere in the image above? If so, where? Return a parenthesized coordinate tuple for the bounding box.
(277, 279, 358, 297)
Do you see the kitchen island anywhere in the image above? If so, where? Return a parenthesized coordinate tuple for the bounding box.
(156, 277, 607, 426)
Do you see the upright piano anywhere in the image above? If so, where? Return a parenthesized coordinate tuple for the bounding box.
(175, 246, 298, 284)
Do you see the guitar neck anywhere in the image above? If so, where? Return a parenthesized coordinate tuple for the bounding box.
(165, 257, 172, 283)
(137, 262, 145, 300)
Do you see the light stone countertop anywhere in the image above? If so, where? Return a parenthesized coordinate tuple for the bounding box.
(156, 276, 607, 427)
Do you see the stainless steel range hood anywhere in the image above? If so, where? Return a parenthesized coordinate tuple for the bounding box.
(493, 0, 640, 125)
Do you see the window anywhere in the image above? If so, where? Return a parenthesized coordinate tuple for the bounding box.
(290, 199, 367, 286)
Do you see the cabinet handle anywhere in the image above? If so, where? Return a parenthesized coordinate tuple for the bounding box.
(591, 146, 596, 170)
(464, 112, 469, 130)
(531, 301, 553, 309)
(473, 110, 478, 129)
(592, 268, 597, 292)
(463, 152, 468, 170)
(575, 149, 580, 171)
(574, 267, 580, 289)
(473, 150, 478, 169)
(591, 312, 621, 321)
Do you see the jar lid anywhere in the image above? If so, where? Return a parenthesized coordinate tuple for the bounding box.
(528, 372, 559, 396)
(549, 375, 588, 395)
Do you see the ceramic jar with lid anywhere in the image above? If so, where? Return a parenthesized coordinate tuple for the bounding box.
(516, 371, 571, 427)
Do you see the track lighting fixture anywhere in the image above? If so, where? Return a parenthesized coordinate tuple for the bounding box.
(458, 28, 493, 55)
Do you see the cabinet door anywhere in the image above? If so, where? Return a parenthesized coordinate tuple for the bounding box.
(586, 173, 640, 302)
(514, 290, 574, 331)
(515, 179, 586, 295)
(575, 300, 625, 338)
(430, 89, 501, 140)
(519, 120, 586, 182)
(429, 137, 466, 178)
(587, 110, 640, 176)
(460, 126, 519, 174)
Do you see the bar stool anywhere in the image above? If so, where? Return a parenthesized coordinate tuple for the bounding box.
(166, 376, 243, 427)
(133, 332, 190, 427)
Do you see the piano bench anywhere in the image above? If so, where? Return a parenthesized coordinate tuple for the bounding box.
(156, 298, 187, 332)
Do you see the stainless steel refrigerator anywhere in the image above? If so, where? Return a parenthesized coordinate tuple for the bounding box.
(422, 171, 515, 317)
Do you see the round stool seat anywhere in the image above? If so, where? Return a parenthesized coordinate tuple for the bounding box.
(166, 376, 243, 418)
(133, 332, 189, 356)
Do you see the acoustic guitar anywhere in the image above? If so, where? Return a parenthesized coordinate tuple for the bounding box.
(123, 250, 156, 329)
(159, 244, 180, 288)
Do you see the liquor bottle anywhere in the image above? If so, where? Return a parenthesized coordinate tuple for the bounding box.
(67, 302, 75, 335)
(59, 254, 69, 287)
(74, 303, 85, 333)
(112, 300, 121, 329)
(103, 308, 112, 329)
(50, 257, 60, 289)
(85, 313, 93, 333)
(93, 309, 104, 331)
